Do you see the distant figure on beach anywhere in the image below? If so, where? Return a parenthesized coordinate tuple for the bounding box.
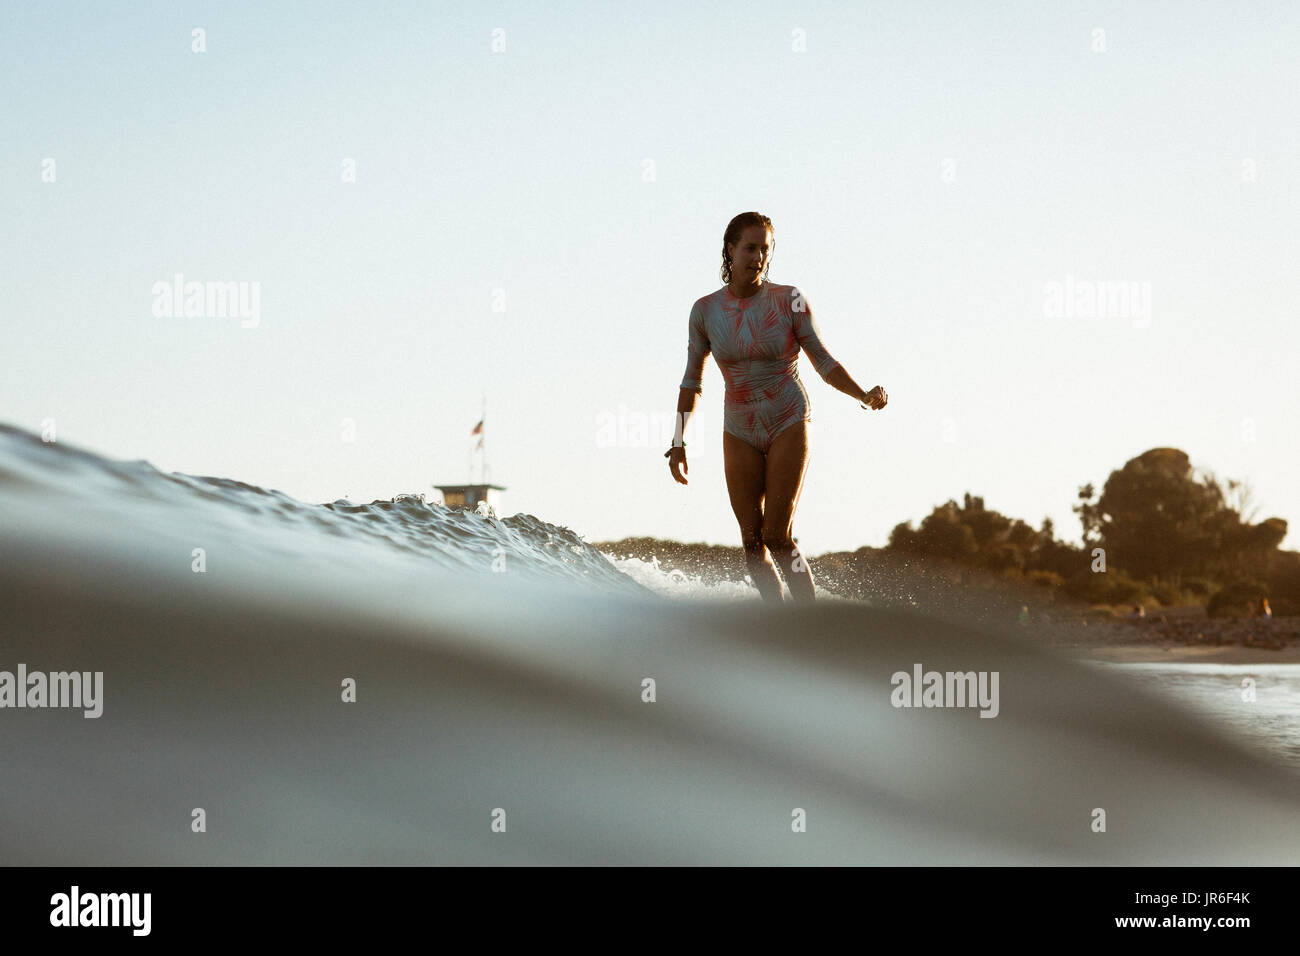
(1258, 597, 1272, 619)
(665, 211, 887, 603)
(1126, 605, 1145, 619)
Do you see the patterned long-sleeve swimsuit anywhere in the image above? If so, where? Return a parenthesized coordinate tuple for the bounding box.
(679, 281, 842, 454)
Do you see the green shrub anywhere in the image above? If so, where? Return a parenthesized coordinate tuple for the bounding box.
(1207, 580, 1269, 619)
(1149, 582, 1181, 606)
(1064, 567, 1147, 605)
(1027, 570, 1065, 589)
(1268, 552, 1300, 613)
(1271, 597, 1299, 617)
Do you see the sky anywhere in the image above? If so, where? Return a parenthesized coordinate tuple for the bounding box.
(3, 0, 1298, 554)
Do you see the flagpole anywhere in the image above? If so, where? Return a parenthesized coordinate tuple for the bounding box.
(469, 403, 487, 485)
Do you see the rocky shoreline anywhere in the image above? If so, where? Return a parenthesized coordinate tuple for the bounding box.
(1041, 608, 1300, 652)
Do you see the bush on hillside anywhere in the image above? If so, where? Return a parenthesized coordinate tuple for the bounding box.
(1207, 580, 1269, 619)
(1064, 566, 1147, 605)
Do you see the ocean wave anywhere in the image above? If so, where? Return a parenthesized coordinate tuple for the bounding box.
(1, 423, 1297, 864)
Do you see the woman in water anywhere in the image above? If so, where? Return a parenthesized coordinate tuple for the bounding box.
(666, 211, 887, 602)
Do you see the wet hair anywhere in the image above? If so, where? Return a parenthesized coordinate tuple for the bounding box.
(721, 212, 774, 284)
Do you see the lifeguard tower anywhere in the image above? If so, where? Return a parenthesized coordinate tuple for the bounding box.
(436, 397, 507, 513)
(433, 482, 507, 512)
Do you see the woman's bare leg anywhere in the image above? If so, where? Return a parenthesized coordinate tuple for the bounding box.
(723, 431, 784, 602)
(762, 420, 815, 603)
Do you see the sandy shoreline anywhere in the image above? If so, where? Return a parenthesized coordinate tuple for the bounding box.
(1061, 644, 1300, 664)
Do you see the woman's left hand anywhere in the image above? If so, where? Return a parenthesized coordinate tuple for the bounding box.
(860, 386, 888, 410)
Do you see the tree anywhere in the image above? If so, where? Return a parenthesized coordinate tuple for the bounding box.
(1075, 448, 1287, 586)
(889, 494, 1072, 574)
(1074, 483, 1101, 546)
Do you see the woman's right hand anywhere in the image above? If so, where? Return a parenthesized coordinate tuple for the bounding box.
(665, 446, 688, 485)
(860, 385, 888, 410)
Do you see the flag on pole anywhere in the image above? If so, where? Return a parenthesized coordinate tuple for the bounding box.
(471, 419, 484, 436)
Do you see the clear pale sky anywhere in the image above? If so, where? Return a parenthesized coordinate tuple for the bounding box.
(4, 1, 1297, 553)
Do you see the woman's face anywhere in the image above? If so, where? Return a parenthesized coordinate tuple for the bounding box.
(728, 226, 771, 280)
